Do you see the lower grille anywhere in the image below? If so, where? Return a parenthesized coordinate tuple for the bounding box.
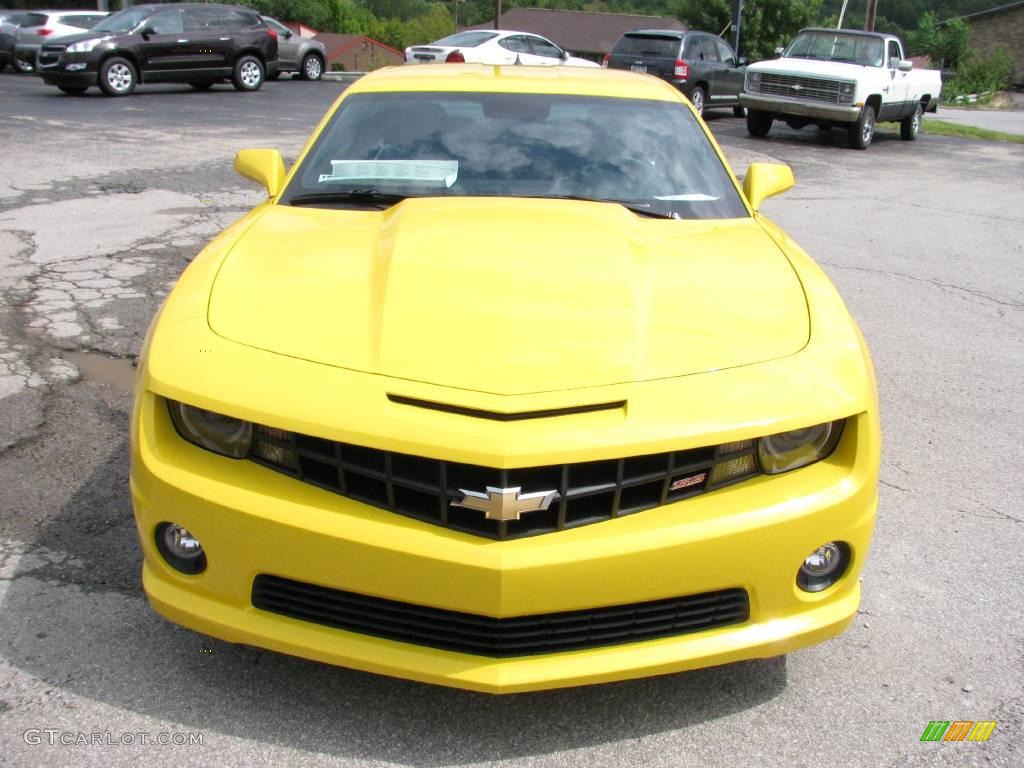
(252, 575, 750, 657)
(755, 73, 844, 103)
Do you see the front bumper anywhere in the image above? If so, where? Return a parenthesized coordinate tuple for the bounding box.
(132, 388, 878, 693)
(740, 93, 862, 122)
(37, 49, 98, 87)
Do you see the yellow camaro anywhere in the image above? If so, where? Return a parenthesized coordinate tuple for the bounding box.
(130, 64, 880, 693)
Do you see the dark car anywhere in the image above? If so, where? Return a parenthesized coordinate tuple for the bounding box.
(603, 29, 746, 117)
(36, 3, 278, 96)
(0, 11, 35, 71)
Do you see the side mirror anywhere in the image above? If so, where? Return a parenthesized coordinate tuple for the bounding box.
(560, 49, 569, 61)
(283, 30, 293, 39)
(234, 148, 287, 198)
(888, 56, 900, 70)
(774, 46, 784, 57)
(738, 57, 747, 66)
(897, 59, 913, 72)
(139, 24, 155, 38)
(742, 162, 795, 211)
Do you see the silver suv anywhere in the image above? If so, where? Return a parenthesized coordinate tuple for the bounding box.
(12, 10, 108, 72)
(261, 16, 324, 81)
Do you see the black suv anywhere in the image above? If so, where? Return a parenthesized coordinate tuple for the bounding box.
(604, 29, 746, 117)
(37, 3, 277, 96)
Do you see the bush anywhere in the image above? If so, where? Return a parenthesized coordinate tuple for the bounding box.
(943, 47, 1013, 100)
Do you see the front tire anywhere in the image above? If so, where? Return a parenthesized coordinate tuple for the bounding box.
(848, 104, 875, 149)
(13, 55, 34, 73)
(58, 85, 87, 95)
(232, 55, 264, 92)
(98, 56, 137, 96)
(689, 85, 706, 116)
(746, 108, 772, 137)
(300, 53, 323, 81)
(900, 103, 922, 140)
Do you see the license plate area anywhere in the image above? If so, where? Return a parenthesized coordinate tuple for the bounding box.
(630, 64, 647, 73)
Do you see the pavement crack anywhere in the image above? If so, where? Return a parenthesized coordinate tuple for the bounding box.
(957, 505, 1023, 524)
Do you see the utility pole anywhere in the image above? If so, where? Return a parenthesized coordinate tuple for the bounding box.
(453, 0, 459, 31)
(494, 0, 502, 30)
(865, 0, 878, 32)
(731, 0, 743, 57)
(837, 0, 849, 28)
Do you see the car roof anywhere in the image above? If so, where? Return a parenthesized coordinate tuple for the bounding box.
(798, 27, 891, 40)
(622, 29, 689, 38)
(348, 63, 682, 103)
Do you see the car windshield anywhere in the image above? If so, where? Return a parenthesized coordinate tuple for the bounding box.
(91, 8, 150, 34)
(785, 31, 884, 66)
(431, 31, 498, 48)
(282, 92, 747, 220)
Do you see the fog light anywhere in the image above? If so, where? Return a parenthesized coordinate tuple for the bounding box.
(66, 63, 86, 71)
(156, 522, 207, 575)
(798, 541, 849, 592)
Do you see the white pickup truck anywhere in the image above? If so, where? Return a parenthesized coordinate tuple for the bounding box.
(740, 28, 941, 149)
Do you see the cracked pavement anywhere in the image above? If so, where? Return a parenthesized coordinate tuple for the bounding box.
(0, 73, 1022, 767)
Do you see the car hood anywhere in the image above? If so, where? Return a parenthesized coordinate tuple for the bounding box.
(42, 30, 109, 45)
(748, 57, 875, 78)
(208, 199, 809, 396)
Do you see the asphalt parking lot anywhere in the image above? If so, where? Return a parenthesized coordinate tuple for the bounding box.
(0, 70, 1022, 768)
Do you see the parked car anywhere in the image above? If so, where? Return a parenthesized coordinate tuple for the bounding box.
(130, 64, 880, 694)
(0, 11, 35, 71)
(405, 29, 598, 67)
(261, 15, 325, 81)
(11, 9, 108, 72)
(36, 3, 277, 96)
(603, 29, 746, 117)
(740, 28, 942, 149)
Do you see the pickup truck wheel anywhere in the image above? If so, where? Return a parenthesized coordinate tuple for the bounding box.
(232, 55, 264, 92)
(746, 109, 772, 137)
(848, 104, 875, 149)
(900, 103, 922, 140)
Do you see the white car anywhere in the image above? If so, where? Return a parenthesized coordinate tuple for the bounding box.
(12, 9, 108, 72)
(405, 30, 599, 68)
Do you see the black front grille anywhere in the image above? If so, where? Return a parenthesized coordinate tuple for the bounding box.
(252, 575, 750, 657)
(248, 423, 758, 540)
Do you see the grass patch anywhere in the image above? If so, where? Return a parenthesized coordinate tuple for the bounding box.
(919, 119, 1024, 144)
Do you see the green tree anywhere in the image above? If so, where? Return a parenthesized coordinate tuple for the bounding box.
(673, 0, 821, 61)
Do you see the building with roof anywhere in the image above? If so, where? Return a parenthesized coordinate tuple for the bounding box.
(463, 8, 685, 62)
(313, 33, 404, 72)
(943, 1, 1024, 84)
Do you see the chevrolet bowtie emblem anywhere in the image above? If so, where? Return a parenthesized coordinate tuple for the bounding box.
(451, 486, 558, 522)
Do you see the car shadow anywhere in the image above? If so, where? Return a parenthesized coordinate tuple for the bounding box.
(0, 438, 787, 763)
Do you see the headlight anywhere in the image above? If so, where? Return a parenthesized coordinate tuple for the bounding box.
(756, 420, 844, 474)
(747, 71, 761, 88)
(167, 400, 253, 459)
(66, 38, 101, 53)
(838, 81, 855, 103)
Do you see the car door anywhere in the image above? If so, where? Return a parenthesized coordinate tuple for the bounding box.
(494, 35, 530, 65)
(713, 38, 744, 102)
(883, 38, 910, 120)
(182, 6, 231, 73)
(691, 37, 723, 97)
(265, 17, 297, 67)
(137, 8, 187, 77)
(525, 35, 565, 67)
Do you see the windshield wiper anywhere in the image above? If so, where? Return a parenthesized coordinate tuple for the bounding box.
(288, 189, 411, 209)
(523, 195, 678, 219)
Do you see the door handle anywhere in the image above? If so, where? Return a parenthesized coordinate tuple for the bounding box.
(177, 39, 189, 43)
(882, 86, 889, 92)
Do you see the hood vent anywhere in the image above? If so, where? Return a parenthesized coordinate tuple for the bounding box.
(387, 394, 625, 421)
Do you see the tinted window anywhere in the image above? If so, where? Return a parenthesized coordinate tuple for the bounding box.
(284, 92, 747, 221)
(219, 9, 260, 29)
(263, 17, 290, 35)
(887, 40, 900, 64)
(528, 36, 562, 59)
(185, 7, 224, 31)
(715, 39, 737, 66)
(17, 13, 47, 28)
(499, 35, 530, 54)
(433, 31, 497, 48)
(687, 37, 718, 61)
(92, 8, 150, 34)
(613, 34, 680, 58)
(58, 15, 107, 29)
(148, 10, 184, 35)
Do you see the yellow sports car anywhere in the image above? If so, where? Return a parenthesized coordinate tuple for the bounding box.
(130, 64, 880, 693)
